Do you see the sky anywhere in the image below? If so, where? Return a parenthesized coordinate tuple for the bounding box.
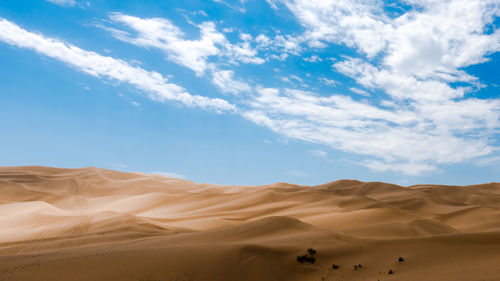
(0, 0, 499, 186)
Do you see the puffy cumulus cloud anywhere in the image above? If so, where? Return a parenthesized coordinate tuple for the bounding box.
(280, 0, 500, 64)
(280, 0, 391, 57)
(282, 0, 499, 86)
(0, 18, 235, 112)
(384, 1, 500, 78)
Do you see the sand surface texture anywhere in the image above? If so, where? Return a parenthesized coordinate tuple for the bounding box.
(0, 166, 499, 281)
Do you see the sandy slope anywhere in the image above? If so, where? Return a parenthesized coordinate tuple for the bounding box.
(0, 166, 499, 281)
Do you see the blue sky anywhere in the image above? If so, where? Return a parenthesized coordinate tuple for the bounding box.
(0, 0, 499, 186)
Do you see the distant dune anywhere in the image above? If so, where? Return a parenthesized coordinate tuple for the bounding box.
(0, 166, 499, 281)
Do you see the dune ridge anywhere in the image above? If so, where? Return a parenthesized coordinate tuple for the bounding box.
(0, 166, 499, 281)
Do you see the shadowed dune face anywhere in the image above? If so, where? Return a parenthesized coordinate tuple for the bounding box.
(0, 166, 500, 281)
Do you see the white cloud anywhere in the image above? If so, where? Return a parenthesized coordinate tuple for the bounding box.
(227, 38, 266, 65)
(239, 33, 252, 41)
(0, 18, 235, 112)
(349, 87, 370, 97)
(265, 0, 279, 10)
(102, 13, 265, 99)
(107, 13, 225, 75)
(279, 76, 292, 83)
(191, 10, 208, 17)
(319, 77, 338, 87)
(255, 34, 271, 46)
(475, 156, 500, 167)
(46, 0, 76, 6)
(242, 85, 498, 175)
(281, 0, 391, 57)
(212, 0, 246, 13)
(282, 0, 500, 82)
(384, 1, 500, 77)
(271, 34, 304, 55)
(309, 149, 327, 158)
(360, 160, 437, 176)
(334, 57, 469, 102)
(303, 55, 322, 62)
(289, 75, 303, 83)
(212, 70, 252, 95)
(105, 13, 265, 75)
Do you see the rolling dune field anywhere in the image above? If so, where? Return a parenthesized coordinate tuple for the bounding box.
(0, 166, 499, 281)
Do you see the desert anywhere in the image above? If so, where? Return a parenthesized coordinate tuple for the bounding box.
(2, 1, 500, 280)
(0, 166, 499, 281)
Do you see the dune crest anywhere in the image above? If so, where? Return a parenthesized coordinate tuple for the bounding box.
(1, 166, 499, 281)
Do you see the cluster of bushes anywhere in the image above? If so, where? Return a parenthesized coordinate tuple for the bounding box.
(296, 248, 317, 264)
(296, 249, 405, 276)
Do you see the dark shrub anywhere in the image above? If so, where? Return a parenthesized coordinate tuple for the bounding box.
(297, 255, 307, 263)
(332, 264, 339, 269)
(398, 257, 404, 262)
(388, 269, 394, 274)
(306, 256, 316, 263)
(307, 248, 317, 255)
(297, 254, 315, 264)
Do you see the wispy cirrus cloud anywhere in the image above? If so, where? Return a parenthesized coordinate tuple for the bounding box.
(0, 18, 235, 112)
(100, 13, 264, 96)
(104, 13, 226, 75)
(104, 13, 266, 74)
(242, 84, 497, 175)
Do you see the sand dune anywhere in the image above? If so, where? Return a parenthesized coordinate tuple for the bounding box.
(0, 166, 499, 280)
